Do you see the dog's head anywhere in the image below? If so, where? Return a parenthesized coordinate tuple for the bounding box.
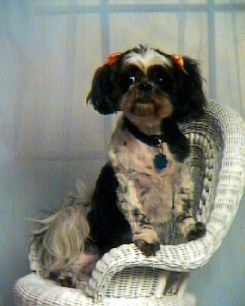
(87, 45, 206, 122)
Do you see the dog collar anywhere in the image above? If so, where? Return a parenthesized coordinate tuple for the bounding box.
(123, 117, 165, 146)
(123, 117, 168, 170)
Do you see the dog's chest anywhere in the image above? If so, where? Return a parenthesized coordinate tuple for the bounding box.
(109, 129, 182, 223)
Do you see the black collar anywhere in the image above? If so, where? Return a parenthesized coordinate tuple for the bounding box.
(123, 117, 165, 147)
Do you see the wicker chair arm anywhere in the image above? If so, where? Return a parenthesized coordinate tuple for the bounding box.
(86, 102, 245, 301)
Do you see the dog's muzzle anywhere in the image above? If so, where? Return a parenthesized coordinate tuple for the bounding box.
(138, 81, 153, 92)
(136, 81, 154, 104)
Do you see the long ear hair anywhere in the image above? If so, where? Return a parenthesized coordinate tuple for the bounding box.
(86, 54, 124, 115)
(172, 56, 207, 122)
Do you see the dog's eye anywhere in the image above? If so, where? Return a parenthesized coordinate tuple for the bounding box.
(158, 77, 164, 83)
(128, 76, 136, 85)
(119, 65, 143, 91)
(148, 65, 173, 92)
(150, 72, 165, 85)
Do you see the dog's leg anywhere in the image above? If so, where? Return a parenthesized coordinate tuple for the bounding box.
(30, 202, 95, 287)
(49, 242, 100, 288)
(173, 173, 206, 241)
(115, 172, 160, 256)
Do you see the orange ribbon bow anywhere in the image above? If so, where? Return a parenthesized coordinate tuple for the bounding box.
(172, 54, 185, 69)
(106, 52, 121, 66)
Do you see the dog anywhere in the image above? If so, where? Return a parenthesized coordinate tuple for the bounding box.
(30, 45, 207, 288)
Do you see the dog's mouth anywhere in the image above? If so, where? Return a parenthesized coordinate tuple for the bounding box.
(120, 88, 173, 118)
(135, 94, 155, 105)
(128, 96, 161, 117)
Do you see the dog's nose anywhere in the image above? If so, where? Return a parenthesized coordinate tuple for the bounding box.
(138, 81, 152, 92)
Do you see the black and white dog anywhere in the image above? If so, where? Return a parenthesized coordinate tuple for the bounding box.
(31, 45, 206, 287)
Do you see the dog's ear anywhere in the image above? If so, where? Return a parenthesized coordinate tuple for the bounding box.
(172, 56, 207, 122)
(86, 54, 123, 114)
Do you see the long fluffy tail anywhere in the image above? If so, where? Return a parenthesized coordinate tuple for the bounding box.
(29, 182, 91, 283)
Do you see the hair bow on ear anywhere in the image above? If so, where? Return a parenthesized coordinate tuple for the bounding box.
(172, 54, 189, 75)
(172, 54, 184, 69)
(106, 52, 121, 66)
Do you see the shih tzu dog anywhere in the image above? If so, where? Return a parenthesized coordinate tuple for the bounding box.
(30, 45, 207, 288)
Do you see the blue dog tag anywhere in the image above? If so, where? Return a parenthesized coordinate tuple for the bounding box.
(154, 153, 168, 170)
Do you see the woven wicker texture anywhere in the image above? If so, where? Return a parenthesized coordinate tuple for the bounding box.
(14, 101, 245, 305)
(14, 273, 196, 306)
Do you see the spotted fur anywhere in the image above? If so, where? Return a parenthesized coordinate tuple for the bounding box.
(88, 46, 207, 255)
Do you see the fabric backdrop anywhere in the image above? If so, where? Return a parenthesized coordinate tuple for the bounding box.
(1, 1, 245, 305)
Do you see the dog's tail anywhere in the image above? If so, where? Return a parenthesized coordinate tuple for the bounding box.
(29, 180, 91, 280)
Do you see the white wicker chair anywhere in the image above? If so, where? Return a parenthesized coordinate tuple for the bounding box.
(14, 101, 245, 306)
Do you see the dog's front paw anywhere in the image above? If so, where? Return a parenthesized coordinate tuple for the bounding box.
(133, 228, 160, 256)
(49, 271, 77, 288)
(135, 239, 160, 256)
(187, 221, 206, 241)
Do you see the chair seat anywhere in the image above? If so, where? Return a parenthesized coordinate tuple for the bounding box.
(14, 273, 196, 306)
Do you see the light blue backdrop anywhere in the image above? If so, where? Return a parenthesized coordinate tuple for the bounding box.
(0, 1, 245, 305)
